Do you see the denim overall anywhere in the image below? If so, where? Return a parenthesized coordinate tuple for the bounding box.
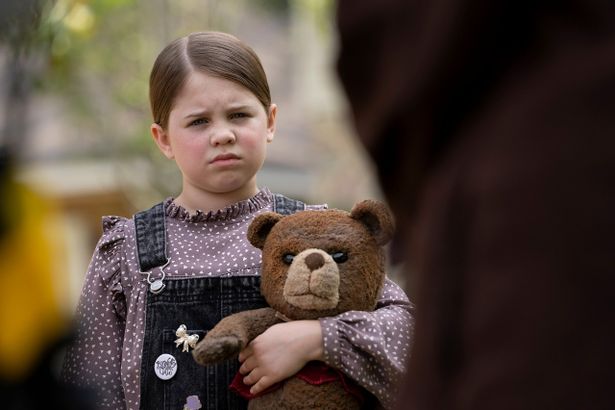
(135, 195, 306, 410)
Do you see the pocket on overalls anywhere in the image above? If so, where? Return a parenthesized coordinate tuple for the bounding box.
(160, 328, 208, 409)
(160, 327, 248, 410)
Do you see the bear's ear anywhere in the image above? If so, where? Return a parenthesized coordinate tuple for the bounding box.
(248, 212, 284, 249)
(350, 200, 395, 246)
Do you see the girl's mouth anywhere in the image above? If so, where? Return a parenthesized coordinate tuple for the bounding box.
(210, 153, 240, 164)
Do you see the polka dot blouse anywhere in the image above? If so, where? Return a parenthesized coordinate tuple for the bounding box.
(61, 188, 414, 409)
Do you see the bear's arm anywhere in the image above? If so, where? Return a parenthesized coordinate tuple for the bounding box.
(193, 307, 281, 365)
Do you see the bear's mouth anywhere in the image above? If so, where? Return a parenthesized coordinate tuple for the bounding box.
(283, 248, 340, 311)
(284, 293, 338, 311)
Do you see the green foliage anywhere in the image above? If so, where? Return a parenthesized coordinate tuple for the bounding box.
(40, 0, 148, 105)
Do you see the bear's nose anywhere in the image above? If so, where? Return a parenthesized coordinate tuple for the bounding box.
(305, 252, 325, 271)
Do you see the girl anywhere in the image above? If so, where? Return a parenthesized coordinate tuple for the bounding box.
(61, 31, 413, 410)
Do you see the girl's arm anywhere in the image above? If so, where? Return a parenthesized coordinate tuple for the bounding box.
(238, 277, 413, 409)
(320, 277, 413, 409)
(61, 217, 128, 409)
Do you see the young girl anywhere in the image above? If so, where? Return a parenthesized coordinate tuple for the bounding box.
(61, 31, 413, 410)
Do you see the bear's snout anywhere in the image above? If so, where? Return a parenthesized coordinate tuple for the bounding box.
(305, 252, 325, 271)
(282, 248, 340, 310)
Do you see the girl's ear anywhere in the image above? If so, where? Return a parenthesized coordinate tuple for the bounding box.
(266, 104, 277, 143)
(151, 123, 174, 159)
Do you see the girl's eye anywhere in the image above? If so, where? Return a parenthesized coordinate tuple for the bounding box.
(230, 112, 248, 119)
(282, 254, 295, 265)
(331, 252, 348, 263)
(189, 118, 208, 127)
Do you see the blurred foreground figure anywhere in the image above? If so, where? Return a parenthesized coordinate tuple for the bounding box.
(0, 151, 97, 409)
(336, 1, 615, 409)
(0, 2, 98, 406)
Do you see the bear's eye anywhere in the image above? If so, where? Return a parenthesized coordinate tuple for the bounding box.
(331, 252, 348, 263)
(282, 254, 295, 265)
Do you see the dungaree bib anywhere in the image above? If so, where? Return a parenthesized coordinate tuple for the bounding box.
(135, 195, 305, 410)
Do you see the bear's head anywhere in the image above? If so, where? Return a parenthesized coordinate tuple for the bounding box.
(248, 200, 394, 320)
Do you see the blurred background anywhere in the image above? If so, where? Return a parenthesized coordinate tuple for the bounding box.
(1, 0, 383, 312)
(0, 0, 385, 398)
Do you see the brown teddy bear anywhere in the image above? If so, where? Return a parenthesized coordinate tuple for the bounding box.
(192, 200, 394, 409)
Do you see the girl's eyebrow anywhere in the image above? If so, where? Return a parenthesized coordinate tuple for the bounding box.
(227, 104, 254, 111)
(184, 110, 209, 119)
(183, 104, 255, 119)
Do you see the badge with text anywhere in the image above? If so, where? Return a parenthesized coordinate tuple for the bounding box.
(154, 353, 178, 380)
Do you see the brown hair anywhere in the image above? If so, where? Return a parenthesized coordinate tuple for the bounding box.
(149, 31, 271, 129)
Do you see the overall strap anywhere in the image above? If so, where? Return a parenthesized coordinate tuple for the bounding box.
(135, 195, 303, 271)
(272, 194, 306, 215)
(134, 202, 168, 272)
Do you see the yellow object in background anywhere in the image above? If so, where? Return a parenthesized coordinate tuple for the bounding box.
(0, 179, 67, 381)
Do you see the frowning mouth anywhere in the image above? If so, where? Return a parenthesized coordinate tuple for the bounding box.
(210, 153, 240, 164)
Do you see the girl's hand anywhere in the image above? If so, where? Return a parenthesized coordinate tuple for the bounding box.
(238, 319, 324, 395)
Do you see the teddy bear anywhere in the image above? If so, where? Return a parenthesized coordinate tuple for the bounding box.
(192, 199, 394, 409)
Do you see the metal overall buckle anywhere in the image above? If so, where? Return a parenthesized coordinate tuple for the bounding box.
(140, 258, 170, 294)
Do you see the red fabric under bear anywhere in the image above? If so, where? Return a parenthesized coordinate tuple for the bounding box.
(229, 361, 365, 403)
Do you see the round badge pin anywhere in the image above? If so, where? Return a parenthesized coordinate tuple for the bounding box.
(154, 353, 177, 380)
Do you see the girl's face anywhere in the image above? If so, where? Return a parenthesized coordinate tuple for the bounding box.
(152, 70, 276, 202)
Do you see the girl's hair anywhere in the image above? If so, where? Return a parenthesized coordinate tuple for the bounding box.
(149, 31, 271, 129)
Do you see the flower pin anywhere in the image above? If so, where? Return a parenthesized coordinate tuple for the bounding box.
(175, 324, 200, 352)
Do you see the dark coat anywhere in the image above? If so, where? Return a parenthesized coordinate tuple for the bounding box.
(336, 1, 615, 409)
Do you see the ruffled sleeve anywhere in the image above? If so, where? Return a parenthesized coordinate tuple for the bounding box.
(61, 216, 129, 409)
(98, 216, 128, 319)
(319, 277, 414, 409)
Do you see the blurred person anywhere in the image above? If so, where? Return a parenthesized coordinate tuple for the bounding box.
(0, 1, 98, 408)
(336, 1, 615, 409)
(0, 149, 97, 409)
(61, 31, 413, 410)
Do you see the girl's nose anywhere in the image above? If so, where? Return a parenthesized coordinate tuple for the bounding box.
(210, 127, 236, 146)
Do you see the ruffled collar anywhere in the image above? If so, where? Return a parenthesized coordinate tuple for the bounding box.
(164, 188, 273, 223)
